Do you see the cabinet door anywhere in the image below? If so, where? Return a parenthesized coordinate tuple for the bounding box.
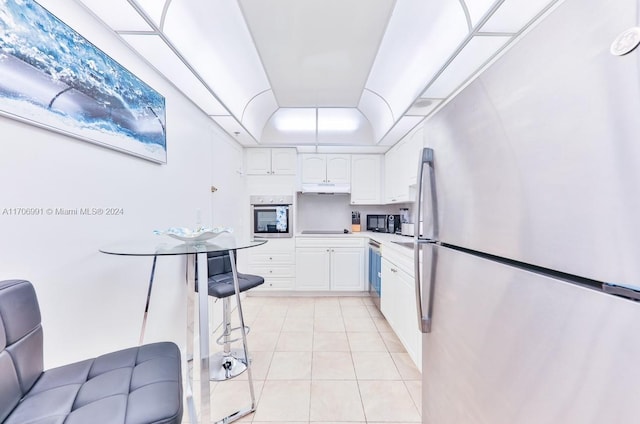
(295, 248, 330, 290)
(351, 155, 381, 204)
(301, 154, 327, 183)
(406, 126, 424, 186)
(395, 266, 420, 363)
(271, 148, 297, 175)
(245, 148, 272, 175)
(380, 258, 396, 324)
(384, 149, 398, 203)
(326, 154, 351, 184)
(330, 247, 365, 291)
(384, 142, 410, 203)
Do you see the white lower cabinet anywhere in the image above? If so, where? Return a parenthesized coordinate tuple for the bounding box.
(295, 247, 331, 290)
(380, 258, 396, 324)
(242, 239, 295, 290)
(381, 250, 422, 370)
(295, 237, 365, 291)
(331, 248, 365, 290)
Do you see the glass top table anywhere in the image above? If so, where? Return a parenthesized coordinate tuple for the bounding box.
(100, 236, 266, 256)
(100, 236, 267, 424)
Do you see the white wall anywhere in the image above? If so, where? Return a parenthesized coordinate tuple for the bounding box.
(0, 1, 244, 367)
(296, 194, 411, 232)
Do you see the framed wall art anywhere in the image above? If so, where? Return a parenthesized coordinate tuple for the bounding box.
(0, 0, 167, 163)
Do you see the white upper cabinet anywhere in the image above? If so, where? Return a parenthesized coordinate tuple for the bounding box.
(270, 148, 298, 175)
(384, 125, 424, 203)
(326, 154, 351, 183)
(406, 126, 424, 186)
(301, 154, 351, 184)
(245, 148, 297, 175)
(245, 148, 271, 174)
(301, 154, 327, 183)
(350, 155, 382, 205)
(384, 140, 410, 203)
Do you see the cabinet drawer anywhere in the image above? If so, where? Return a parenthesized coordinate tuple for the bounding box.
(381, 245, 414, 276)
(296, 237, 365, 248)
(255, 277, 295, 290)
(249, 252, 295, 265)
(247, 264, 295, 278)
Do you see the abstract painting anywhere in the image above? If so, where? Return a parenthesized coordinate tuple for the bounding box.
(0, 0, 167, 163)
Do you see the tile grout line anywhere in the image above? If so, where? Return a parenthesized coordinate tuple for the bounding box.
(228, 295, 421, 423)
(341, 298, 371, 424)
(307, 299, 315, 423)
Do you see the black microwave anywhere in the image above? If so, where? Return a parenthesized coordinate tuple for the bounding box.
(366, 214, 401, 233)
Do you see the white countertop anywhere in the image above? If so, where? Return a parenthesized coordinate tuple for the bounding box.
(295, 230, 415, 256)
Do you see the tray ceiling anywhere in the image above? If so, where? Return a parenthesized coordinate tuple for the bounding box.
(68, 0, 561, 153)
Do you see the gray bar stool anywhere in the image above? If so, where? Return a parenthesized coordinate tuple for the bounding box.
(205, 250, 263, 380)
(199, 250, 263, 422)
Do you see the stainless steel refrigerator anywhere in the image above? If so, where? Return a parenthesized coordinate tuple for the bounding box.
(414, 0, 640, 422)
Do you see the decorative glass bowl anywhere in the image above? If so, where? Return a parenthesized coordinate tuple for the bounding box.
(153, 227, 233, 242)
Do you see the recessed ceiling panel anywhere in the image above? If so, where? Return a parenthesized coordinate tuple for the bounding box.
(378, 116, 424, 145)
(121, 34, 228, 115)
(481, 0, 557, 33)
(357, 89, 394, 142)
(261, 108, 317, 144)
(239, 0, 395, 107)
(241, 90, 279, 137)
(366, 0, 468, 120)
(272, 108, 317, 132)
(135, 0, 168, 28)
(315, 145, 389, 154)
(163, 0, 270, 118)
(76, 0, 153, 31)
(212, 116, 258, 146)
(423, 35, 511, 98)
(462, 0, 498, 28)
(317, 108, 373, 145)
(407, 98, 443, 116)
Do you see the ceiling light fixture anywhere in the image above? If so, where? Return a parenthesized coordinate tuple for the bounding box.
(318, 118, 360, 132)
(273, 108, 316, 132)
(272, 107, 362, 133)
(318, 108, 361, 132)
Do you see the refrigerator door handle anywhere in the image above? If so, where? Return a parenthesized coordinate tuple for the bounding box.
(414, 148, 438, 240)
(415, 242, 437, 333)
(414, 147, 437, 333)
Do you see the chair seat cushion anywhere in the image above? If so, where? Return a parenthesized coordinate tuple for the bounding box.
(4, 342, 183, 424)
(207, 272, 264, 299)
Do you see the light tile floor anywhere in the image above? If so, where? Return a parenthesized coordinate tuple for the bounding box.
(184, 295, 422, 423)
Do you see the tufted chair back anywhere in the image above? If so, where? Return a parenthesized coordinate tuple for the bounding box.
(0, 280, 44, 422)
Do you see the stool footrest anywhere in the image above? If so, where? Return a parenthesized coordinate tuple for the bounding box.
(216, 325, 251, 346)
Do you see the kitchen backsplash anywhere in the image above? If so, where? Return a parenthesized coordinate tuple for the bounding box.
(296, 193, 412, 233)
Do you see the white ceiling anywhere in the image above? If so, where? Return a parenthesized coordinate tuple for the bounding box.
(75, 0, 562, 153)
(240, 0, 395, 108)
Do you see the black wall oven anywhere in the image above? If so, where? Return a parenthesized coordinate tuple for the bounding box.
(250, 195, 293, 238)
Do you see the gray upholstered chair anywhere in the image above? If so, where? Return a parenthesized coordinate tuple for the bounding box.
(0, 279, 183, 424)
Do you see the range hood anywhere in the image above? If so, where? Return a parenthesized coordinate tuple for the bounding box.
(300, 183, 351, 194)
